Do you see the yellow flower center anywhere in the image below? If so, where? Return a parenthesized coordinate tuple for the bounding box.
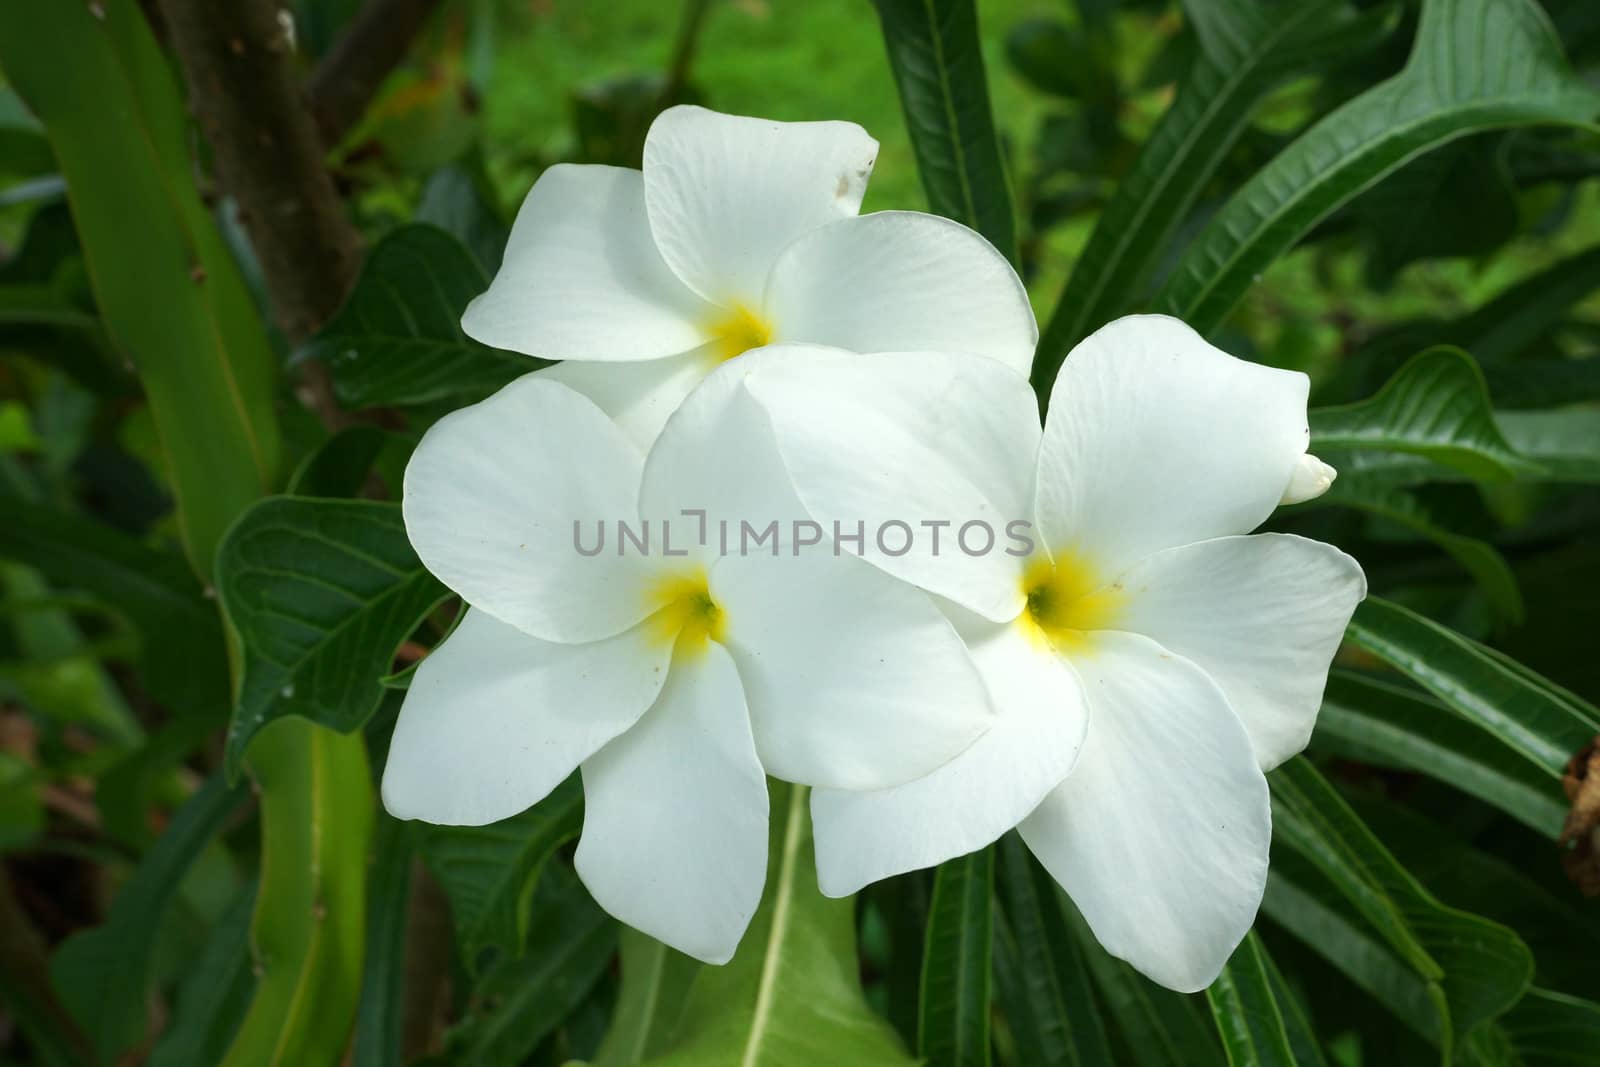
(1019, 551, 1123, 654)
(707, 303, 773, 362)
(644, 567, 725, 657)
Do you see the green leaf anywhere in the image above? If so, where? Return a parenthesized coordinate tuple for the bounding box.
(992, 833, 1113, 1067)
(215, 497, 449, 773)
(416, 774, 583, 966)
(1344, 597, 1600, 777)
(1313, 478, 1523, 620)
(1447, 244, 1600, 363)
(1035, 0, 1395, 377)
(1152, 0, 1600, 336)
(1207, 932, 1327, 1067)
(0, 499, 227, 714)
(1265, 758, 1534, 1055)
(445, 864, 617, 1067)
(1495, 989, 1600, 1066)
(920, 845, 993, 1067)
(49, 774, 247, 1063)
(305, 224, 536, 410)
(592, 927, 702, 1065)
(1496, 410, 1600, 482)
(148, 883, 259, 1067)
(870, 0, 1018, 263)
(350, 816, 414, 1067)
(1310, 347, 1533, 481)
(287, 424, 411, 501)
(1312, 670, 1568, 837)
(0, 0, 283, 576)
(221, 720, 374, 1067)
(638, 782, 913, 1065)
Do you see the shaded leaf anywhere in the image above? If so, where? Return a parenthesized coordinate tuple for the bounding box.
(1207, 932, 1327, 1067)
(148, 883, 259, 1067)
(351, 816, 415, 1067)
(920, 845, 993, 1067)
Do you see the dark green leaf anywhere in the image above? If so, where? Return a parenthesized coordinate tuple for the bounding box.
(920, 845, 993, 1067)
(351, 816, 415, 1067)
(992, 834, 1112, 1067)
(305, 224, 537, 409)
(1035, 0, 1395, 377)
(49, 775, 247, 1063)
(215, 496, 449, 773)
(148, 883, 259, 1067)
(1207, 932, 1327, 1067)
(1153, 0, 1600, 336)
(1312, 670, 1568, 837)
(416, 774, 583, 966)
(871, 0, 1017, 263)
(1345, 597, 1600, 777)
(1266, 758, 1533, 1054)
(1495, 989, 1600, 1066)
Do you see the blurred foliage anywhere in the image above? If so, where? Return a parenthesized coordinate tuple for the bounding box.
(2, 0, 1600, 1064)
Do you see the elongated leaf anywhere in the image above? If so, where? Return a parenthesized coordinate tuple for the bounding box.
(351, 816, 414, 1067)
(1497, 410, 1600, 482)
(215, 496, 449, 773)
(1266, 758, 1533, 1054)
(1495, 989, 1600, 1066)
(446, 865, 617, 1067)
(0, 499, 227, 714)
(0, 0, 282, 575)
(871, 0, 1017, 262)
(1345, 597, 1600, 777)
(639, 782, 913, 1065)
(1207, 932, 1326, 1067)
(1310, 348, 1534, 481)
(221, 720, 374, 1067)
(992, 834, 1112, 1067)
(148, 883, 259, 1067)
(416, 774, 583, 966)
(593, 928, 702, 1065)
(1035, 0, 1395, 376)
(1450, 244, 1600, 364)
(920, 845, 993, 1067)
(305, 224, 534, 409)
(49, 774, 247, 1062)
(1153, 0, 1600, 336)
(1312, 671, 1568, 837)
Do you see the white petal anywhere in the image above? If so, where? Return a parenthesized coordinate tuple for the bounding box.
(576, 643, 768, 964)
(403, 375, 657, 643)
(1036, 315, 1311, 577)
(461, 164, 711, 362)
(1279, 452, 1337, 505)
(811, 617, 1087, 896)
(1111, 534, 1366, 770)
(536, 343, 718, 452)
(638, 346, 814, 559)
(745, 349, 1040, 621)
(643, 105, 878, 304)
(711, 550, 992, 791)
(381, 609, 670, 826)
(1019, 630, 1270, 993)
(765, 211, 1037, 375)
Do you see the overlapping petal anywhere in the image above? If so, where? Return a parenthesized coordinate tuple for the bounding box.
(1018, 630, 1270, 993)
(403, 375, 659, 643)
(575, 643, 769, 964)
(1110, 533, 1366, 770)
(643, 105, 878, 304)
(811, 617, 1087, 896)
(765, 212, 1037, 375)
(1035, 315, 1311, 577)
(536, 343, 719, 452)
(461, 165, 711, 362)
(381, 609, 671, 826)
(745, 349, 1040, 621)
(711, 550, 991, 791)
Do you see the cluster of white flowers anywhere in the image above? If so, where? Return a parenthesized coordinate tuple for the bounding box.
(382, 107, 1365, 992)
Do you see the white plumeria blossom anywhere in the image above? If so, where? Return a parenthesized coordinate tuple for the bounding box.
(741, 315, 1364, 992)
(460, 104, 1037, 449)
(381, 364, 994, 964)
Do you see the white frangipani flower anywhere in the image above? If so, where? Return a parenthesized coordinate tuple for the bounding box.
(460, 105, 1037, 448)
(381, 366, 993, 964)
(742, 315, 1365, 992)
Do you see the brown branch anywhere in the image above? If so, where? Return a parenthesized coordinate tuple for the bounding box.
(307, 0, 442, 148)
(155, 0, 363, 357)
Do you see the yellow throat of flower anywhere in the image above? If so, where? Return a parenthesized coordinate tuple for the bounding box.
(707, 303, 773, 362)
(645, 568, 725, 656)
(1019, 551, 1123, 653)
